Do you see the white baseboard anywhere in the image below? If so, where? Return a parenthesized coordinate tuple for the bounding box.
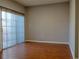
(26, 40, 69, 45)
(69, 44, 75, 59)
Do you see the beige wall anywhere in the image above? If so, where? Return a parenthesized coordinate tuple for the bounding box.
(25, 7, 30, 41)
(0, 0, 25, 14)
(0, 8, 3, 49)
(69, 0, 76, 58)
(26, 3, 69, 42)
(76, 0, 79, 58)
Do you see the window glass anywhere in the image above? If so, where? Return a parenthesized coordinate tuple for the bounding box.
(2, 8, 24, 49)
(2, 11, 7, 27)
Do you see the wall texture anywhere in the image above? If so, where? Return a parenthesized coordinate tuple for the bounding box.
(76, 0, 78, 58)
(0, 8, 3, 49)
(69, 0, 75, 58)
(0, 0, 25, 14)
(26, 3, 69, 43)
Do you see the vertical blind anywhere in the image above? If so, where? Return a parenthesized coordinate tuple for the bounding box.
(0, 7, 24, 49)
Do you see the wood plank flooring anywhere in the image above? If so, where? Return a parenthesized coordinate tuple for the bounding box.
(0, 42, 72, 59)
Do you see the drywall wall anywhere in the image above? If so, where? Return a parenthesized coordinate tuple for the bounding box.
(69, 0, 75, 58)
(0, 8, 3, 49)
(0, 0, 25, 14)
(26, 3, 69, 43)
(76, 0, 79, 58)
(25, 8, 30, 41)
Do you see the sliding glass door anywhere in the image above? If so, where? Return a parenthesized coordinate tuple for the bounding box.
(16, 15, 24, 44)
(1, 8, 24, 49)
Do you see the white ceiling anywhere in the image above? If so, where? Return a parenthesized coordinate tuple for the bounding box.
(13, 0, 69, 6)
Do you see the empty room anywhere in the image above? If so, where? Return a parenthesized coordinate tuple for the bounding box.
(0, 0, 78, 59)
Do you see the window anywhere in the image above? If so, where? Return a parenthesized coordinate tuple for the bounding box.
(1, 8, 24, 49)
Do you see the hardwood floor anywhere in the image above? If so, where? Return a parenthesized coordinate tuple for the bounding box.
(0, 42, 72, 59)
